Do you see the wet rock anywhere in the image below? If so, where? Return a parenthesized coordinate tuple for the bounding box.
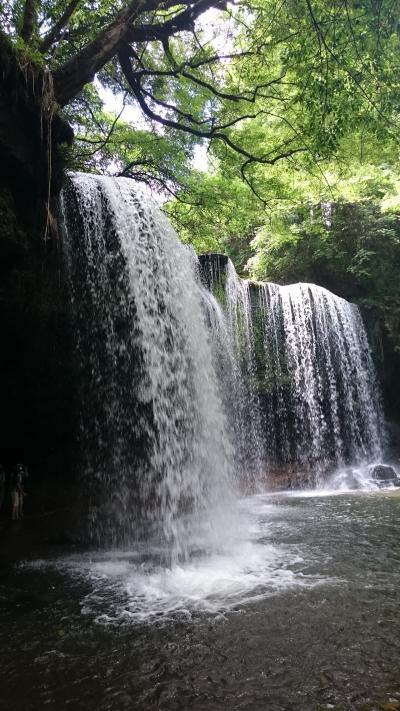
(369, 464, 400, 486)
(198, 253, 229, 291)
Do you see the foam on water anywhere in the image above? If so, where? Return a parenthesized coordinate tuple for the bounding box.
(271, 461, 400, 499)
(21, 497, 332, 624)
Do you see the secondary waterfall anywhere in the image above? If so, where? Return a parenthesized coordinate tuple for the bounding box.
(260, 282, 383, 477)
(61, 174, 234, 552)
(200, 255, 384, 485)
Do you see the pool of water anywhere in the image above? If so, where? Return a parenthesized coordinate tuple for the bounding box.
(2, 490, 400, 710)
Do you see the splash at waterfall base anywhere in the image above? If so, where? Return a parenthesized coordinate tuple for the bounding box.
(3, 490, 400, 711)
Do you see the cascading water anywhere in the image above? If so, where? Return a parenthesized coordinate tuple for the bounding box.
(199, 255, 266, 490)
(260, 282, 384, 480)
(61, 174, 235, 553)
(61, 176, 385, 551)
(200, 255, 385, 487)
(18, 173, 390, 640)
(224, 262, 266, 485)
(5, 181, 398, 711)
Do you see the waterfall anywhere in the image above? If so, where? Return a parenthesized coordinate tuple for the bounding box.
(200, 256, 384, 485)
(199, 255, 266, 490)
(61, 174, 235, 553)
(61, 176, 385, 545)
(261, 283, 384, 479)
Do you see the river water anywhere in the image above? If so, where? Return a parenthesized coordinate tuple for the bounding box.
(2, 489, 400, 711)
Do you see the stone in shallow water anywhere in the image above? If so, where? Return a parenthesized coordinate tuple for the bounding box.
(369, 464, 400, 486)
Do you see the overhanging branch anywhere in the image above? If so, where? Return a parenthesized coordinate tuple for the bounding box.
(119, 44, 306, 169)
(40, 0, 81, 54)
(53, 0, 159, 105)
(52, 0, 225, 106)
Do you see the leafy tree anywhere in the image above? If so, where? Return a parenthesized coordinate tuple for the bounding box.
(1, 0, 398, 199)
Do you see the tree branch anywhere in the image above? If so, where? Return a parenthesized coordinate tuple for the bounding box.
(118, 158, 201, 204)
(53, 0, 157, 106)
(129, 44, 285, 104)
(40, 0, 81, 54)
(119, 44, 305, 170)
(179, 70, 286, 103)
(138, 83, 211, 126)
(74, 98, 127, 158)
(53, 0, 224, 106)
(126, 0, 226, 43)
(20, 0, 38, 43)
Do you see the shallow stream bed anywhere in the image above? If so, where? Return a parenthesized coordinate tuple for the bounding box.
(1, 490, 400, 711)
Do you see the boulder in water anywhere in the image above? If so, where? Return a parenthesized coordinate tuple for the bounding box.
(369, 464, 400, 486)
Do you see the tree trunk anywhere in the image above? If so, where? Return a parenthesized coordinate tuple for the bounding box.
(53, 0, 153, 106)
(20, 0, 38, 43)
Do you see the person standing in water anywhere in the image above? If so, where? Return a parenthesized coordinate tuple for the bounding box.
(11, 464, 26, 520)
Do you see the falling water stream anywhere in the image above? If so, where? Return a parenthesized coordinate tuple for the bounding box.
(61, 174, 235, 553)
(262, 282, 383, 475)
(200, 254, 385, 488)
(2, 174, 399, 711)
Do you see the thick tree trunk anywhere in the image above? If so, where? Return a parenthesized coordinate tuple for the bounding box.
(53, 0, 152, 106)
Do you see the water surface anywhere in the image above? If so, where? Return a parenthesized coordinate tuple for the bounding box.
(2, 490, 400, 711)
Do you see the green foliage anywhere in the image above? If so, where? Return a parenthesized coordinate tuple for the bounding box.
(11, 35, 45, 67)
(65, 85, 197, 193)
(169, 108, 400, 362)
(166, 173, 263, 269)
(249, 198, 400, 352)
(3, 0, 399, 206)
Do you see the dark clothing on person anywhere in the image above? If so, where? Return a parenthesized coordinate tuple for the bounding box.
(0, 466, 5, 513)
(11, 470, 23, 491)
(11, 468, 25, 519)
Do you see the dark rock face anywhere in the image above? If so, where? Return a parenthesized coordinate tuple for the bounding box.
(0, 222, 78, 483)
(0, 36, 76, 492)
(360, 305, 400, 427)
(198, 253, 229, 291)
(369, 464, 400, 486)
(0, 34, 72, 220)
